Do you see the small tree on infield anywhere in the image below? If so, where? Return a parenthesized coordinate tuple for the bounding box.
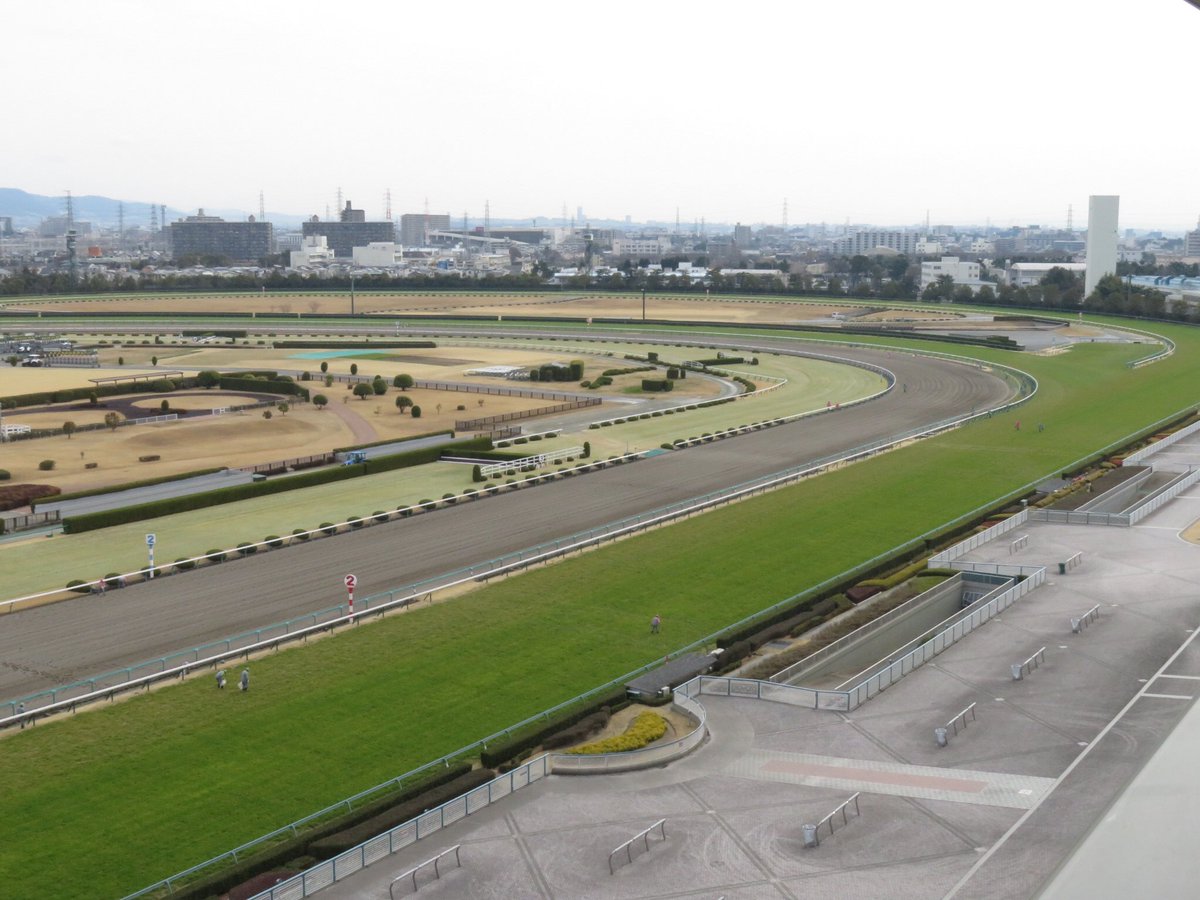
(277, 402, 289, 416)
(313, 394, 329, 410)
(62, 421, 77, 439)
(324, 374, 334, 387)
(197, 370, 220, 389)
(349, 363, 358, 376)
(395, 394, 413, 414)
(394, 373, 414, 389)
(371, 376, 387, 396)
(103, 412, 121, 431)
(353, 383, 372, 400)
(320, 361, 329, 373)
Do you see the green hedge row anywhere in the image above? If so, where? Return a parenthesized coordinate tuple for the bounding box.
(272, 340, 436, 349)
(307, 768, 494, 859)
(641, 379, 674, 392)
(691, 356, 745, 366)
(479, 685, 628, 768)
(62, 437, 493, 533)
(332, 430, 452, 453)
(170, 762, 473, 900)
(34, 467, 226, 509)
(0, 378, 197, 410)
(217, 375, 309, 400)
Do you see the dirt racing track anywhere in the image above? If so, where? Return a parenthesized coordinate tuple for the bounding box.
(0, 340, 1013, 701)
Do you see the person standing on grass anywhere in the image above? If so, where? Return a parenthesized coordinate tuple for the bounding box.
(651, 614, 661, 635)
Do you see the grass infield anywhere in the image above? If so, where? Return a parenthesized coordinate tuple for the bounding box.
(1, 324, 1198, 897)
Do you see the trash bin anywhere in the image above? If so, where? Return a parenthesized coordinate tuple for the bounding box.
(1058, 562, 1066, 575)
(1071, 618, 1081, 634)
(934, 727, 948, 747)
(1011, 664, 1024, 681)
(802, 824, 818, 848)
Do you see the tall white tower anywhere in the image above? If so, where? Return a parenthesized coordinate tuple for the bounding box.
(1085, 195, 1119, 296)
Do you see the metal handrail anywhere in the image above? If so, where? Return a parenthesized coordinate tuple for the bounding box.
(608, 819, 667, 875)
(1071, 605, 1101, 634)
(388, 845, 461, 898)
(946, 702, 977, 736)
(806, 793, 861, 847)
(1013, 647, 1046, 680)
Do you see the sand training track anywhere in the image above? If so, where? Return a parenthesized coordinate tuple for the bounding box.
(0, 339, 1012, 701)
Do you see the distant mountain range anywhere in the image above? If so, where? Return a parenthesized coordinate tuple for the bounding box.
(0, 188, 307, 230)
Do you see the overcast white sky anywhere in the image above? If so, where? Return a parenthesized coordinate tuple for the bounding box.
(6, 0, 1198, 229)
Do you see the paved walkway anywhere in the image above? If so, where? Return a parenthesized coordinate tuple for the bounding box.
(314, 434, 1200, 900)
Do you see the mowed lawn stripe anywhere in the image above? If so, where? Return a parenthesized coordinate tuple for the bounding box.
(1, 336, 1197, 897)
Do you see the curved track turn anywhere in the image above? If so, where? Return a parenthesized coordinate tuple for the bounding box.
(0, 339, 1014, 700)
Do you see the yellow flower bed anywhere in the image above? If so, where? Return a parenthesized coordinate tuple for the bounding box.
(567, 711, 669, 755)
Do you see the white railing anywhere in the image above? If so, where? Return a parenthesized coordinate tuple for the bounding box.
(842, 569, 1043, 709)
(479, 446, 583, 477)
(677, 674, 852, 712)
(608, 819, 667, 875)
(1028, 508, 1128, 527)
(1071, 605, 1101, 634)
(804, 793, 861, 847)
(550, 693, 707, 773)
(388, 845, 461, 898)
(770, 575, 966, 684)
(244, 757, 548, 900)
(1011, 646, 1046, 681)
(930, 508, 1029, 567)
(1123, 418, 1200, 465)
(1128, 466, 1200, 524)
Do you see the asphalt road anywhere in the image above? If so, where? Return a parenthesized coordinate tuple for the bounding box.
(0, 343, 1012, 701)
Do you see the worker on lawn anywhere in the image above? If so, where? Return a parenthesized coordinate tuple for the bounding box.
(651, 614, 661, 635)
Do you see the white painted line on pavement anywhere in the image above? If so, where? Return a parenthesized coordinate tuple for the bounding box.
(1140, 693, 1194, 701)
(944, 626, 1200, 899)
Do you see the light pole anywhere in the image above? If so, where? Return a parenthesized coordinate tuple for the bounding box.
(350, 274, 356, 316)
(641, 287, 646, 322)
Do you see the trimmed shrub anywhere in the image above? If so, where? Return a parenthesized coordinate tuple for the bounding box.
(307, 767, 491, 859)
(265, 535, 284, 549)
(38, 459, 55, 471)
(292, 528, 311, 541)
(567, 712, 668, 754)
(472, 464, 484, 483)
(66, 579, 91, 594)
(0, 470, 8, 481)
(206, 549, 226, 562)
(397, 506, 414, 517)
(418, 498, 436, 511)
(480, 686, 627, 767)
(237, 542, 258, 556)
(410, 405, 422, 418)
(348, 516, 364, 529)
(372, 510, 388, 523)
(442, 492, 457, 505)
(175, 557, 197, 571)
(320, 522, 337, 536)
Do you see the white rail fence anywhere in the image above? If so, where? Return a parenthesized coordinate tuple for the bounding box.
(241, 758, 548, 900)
(1123, 417, 1200, 465)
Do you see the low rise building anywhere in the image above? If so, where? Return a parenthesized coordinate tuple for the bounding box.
(920, 256, 982, 291)
(1004, 261, 1087, 287)
(289, 235, 335, 267)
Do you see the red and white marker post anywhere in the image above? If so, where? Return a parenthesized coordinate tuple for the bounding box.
(344, 573, 357, 613)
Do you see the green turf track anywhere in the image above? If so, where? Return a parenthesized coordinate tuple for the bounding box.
(0, 320, 1197, 897)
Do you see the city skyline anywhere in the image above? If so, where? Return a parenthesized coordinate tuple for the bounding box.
(4, 0, 1197, 230)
